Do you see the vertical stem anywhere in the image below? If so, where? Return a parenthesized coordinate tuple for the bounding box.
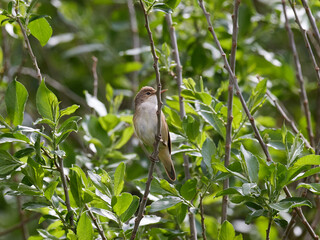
(222, 0, 240, 223)
(165, 13, 197, 239)
(130, 1, 163, 239)
(199, 194, 207, 240)
(91, 56, 99, 115)
(266, 215, 272, 240)
(85, 204, 107, 240)
(300, 0, 320, 46)
(282, 0, 314, 147)
(1, 27, 11, 82)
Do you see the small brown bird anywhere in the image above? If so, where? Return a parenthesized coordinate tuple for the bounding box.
(133, 86, 176, 181)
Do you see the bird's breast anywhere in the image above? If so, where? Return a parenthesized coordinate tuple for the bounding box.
(134, 102, 158, 146)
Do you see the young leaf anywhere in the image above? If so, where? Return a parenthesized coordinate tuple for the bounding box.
(112, 192, 133, 216)
(5, 80, 28, 126)
(120, 195, 139, 222)
(0, 150, 23, 177)
(293, 155, 320, 167)
(297, 183, 320, 195)
(36, 80, 59, 122)
(44, 181, 59, 200)
(28, 17, 52, 46)
(201, 137, 216, 176)
(77, 212, 93, 240)
(180, 179, 197, 201)
(219, 220, 235, 240)
(114, 162, 125, 196)
(240, 145, 259, 183)
(148, 196, 182, 213)
(160, 179, 180, 196)
(269, 197, 312, 211)
(60, 104, 80, 117)
(182, 115, 200, 142)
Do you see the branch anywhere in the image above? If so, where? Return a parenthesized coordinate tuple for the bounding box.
(85, 204, 107, 240)
(300, 0, 320, 47)
(222, 0, 240, 223)
(266, 215, 272, 240)
(165, 13, 197, 239)
(57, 156, 75, 232)
(199, 194, 207, 240)
(91, 56, 99, 115)
(282, 0, 314, 147)
(127, 0, 140, 63)
(130, 1, 163, 239)
(288, 0, 320, 85)
(15, 3, 42, 83)
(198, 0, 272, 162)
(0, 214, 40, 237)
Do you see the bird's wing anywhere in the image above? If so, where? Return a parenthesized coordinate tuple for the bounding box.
(161, 112, 171, 154)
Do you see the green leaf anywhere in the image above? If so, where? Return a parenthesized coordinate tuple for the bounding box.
(60, 105, 80, 117)
(70, 168, 84, 208)
(160, 179, 180, 196)
(114, 162, 125, 196)
(28, 17, 52, 46)
(21, 157, 44, 190)
(112, 192, 133, 216)
(297, 183, 320, 195)
(36, 80, 59, 122)
(269, 197, 312, 211)
(293, 155, 320, 167)
(289, 166, 320, 184)
(77, 212, 93, 240)
(180, 179, 197, 201)
(87, 171, 112, 198)
(165, 0, 181, 10)
(44, 181, 59, 200)
(0, 150, 23, 177)
(153, 3, 173, 14)
(215, 187, 242, 198)
(120, 195, 139, 222)
(219, 220, 235, 240)
(149, 196, 182, 213)
(182, 115, 200, 141)
(5, 80, 28, 126)
(176, 203, 188, 224)
(287, 134, 304, 167)
(201, 137, 216, 176)
(240, 145, 259, 183)
(114, 126, 134, 149)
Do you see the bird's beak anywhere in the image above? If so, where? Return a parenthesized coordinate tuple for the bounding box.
(161, 89, 168, 93)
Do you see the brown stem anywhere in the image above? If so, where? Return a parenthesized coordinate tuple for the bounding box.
(85, 204, 107, 240)
(198, 0, 272, 162)
(57, 156, 75, 232)
(130, 1, 163, 239)
(200, 194, 207, 240)
(282, 0, 314, 147)
(222, 0, 240, 223)
(1, 27, 11, 82)
(266, 215, 272, 240)
(91, 56, 99, 115)
(15, 5, 42, 83)
(165, 13, 197, 239)
(300, 0, 320, 46)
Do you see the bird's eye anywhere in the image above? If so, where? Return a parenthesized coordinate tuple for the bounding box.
(146, 92, 151, 95)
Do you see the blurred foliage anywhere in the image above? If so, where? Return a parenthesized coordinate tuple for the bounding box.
(1, 0, 320, 239)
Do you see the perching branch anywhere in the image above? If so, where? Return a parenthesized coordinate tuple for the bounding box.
(281, 0, 314, 147)
(198, 1, 318, 238)
(130, 1, 163, 239)
(222, 0, 240, 223)
(198, 0, 272, 162)
(165, 13, 197, 240)
(300, 0, 320, 47)
(266, 215, 272, 240)
(14, 3, 43, 83)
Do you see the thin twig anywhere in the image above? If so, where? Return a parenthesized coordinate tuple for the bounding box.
(165, 13, 197, 240)
(198, 0, 272, 162)
(199, 194, 207, 240)
(300, 0, 320, 46)
(222, 0, 240, 223)
(15, 3, 42, 83)
(265, 89, 312, 150)
(85, 204, 107, 240)
(288, 0, 320, 85)
(57, 156, 75, 232)
(198, 1, 318, 238)
(266, 215, 272, 240)
(130, 1, 163, 239)
(91, 56, 99, 115)
(282, 0, 314, 147)
(307, 30, 320, 59)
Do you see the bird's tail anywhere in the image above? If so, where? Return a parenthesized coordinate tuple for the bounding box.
(158, 148, 176, 181)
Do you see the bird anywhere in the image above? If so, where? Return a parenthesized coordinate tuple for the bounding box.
(133, 86, 176, 181)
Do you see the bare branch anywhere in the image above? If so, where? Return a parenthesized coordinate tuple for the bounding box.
(199, 194, 207, 240)
(282, 0, 314, 147)
(222, 0, 240, 223)
(300, 0, 320, 46)
(130, 1, 163, 238)
(85, 204, 107, 240)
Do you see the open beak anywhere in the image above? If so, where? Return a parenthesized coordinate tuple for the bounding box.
(161, 89, 168, 93)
